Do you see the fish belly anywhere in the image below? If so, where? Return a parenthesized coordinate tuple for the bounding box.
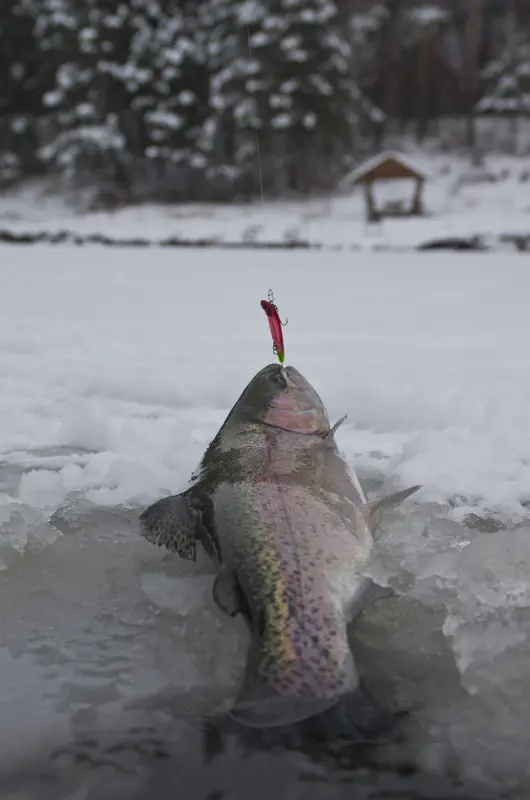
(211, 480, 372, 727)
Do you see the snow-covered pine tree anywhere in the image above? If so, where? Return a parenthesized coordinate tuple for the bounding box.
(0, 0, 67, 185)
(203, 0, 370, 198)
(402, 3, 450, 141)
(40, 0, 150, 201)
(349, 1, 389, 89)
(474, 27, 530, 154)
(477, 33, 530, 117)
(0, 0, 34, 184)
(41, 0, 209, 203)
(349, 1, 450, 142)
(138, 0, 211, 201)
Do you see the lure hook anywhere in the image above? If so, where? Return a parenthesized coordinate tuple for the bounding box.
(267, 289, 288, 326)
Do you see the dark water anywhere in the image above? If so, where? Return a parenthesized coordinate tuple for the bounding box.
(0, 456, 522, 800)
(0, 707, 500, 800)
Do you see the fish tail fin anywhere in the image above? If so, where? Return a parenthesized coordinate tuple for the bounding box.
(229, 634, 337, 729)
(203, 686, 406, 759)
(229, 671, 335, 730)
(305, 683, 404, 744)
(229, 676, 403, 745)
(229, 624, 401, 739)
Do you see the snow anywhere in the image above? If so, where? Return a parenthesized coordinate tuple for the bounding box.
(272, 112, 293, 128)
(1, 245, 530, 794)
(40, 125, 126, 169)
(0, 245, 527, 525)
(249, 31, 270, 47)
(407, 5, 449, 26)
(146, 109, 185, 130)
(177, 90, 196, 106)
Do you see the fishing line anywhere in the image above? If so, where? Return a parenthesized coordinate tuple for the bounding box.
(245, 12, 265, 204)
(246, 7, 290, 365)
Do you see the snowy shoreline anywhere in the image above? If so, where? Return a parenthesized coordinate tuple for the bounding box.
(0, 226, 529, 252)
(2, 153, 530, 252)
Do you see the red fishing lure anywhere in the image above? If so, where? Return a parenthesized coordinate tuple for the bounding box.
(261, 290, 287, 364)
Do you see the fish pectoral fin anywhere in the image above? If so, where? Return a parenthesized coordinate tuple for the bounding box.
(140, 491, 200, 561)
(349, 577, 396, 621)
(212, 567, 245, 617)
(360, 579, 395, 606)
(363, 484, 421, 535)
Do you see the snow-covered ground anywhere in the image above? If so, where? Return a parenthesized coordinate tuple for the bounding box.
(0, 245, 529, 797)
(0, 152, 529, 250)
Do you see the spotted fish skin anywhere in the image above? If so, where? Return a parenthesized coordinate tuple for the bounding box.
(140, 364, 420, 730)
(202, 415, 372, 726)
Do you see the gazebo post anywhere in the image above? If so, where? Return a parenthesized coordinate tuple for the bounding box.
(411, 177, 424, 215)
(364, 180, 377, 222)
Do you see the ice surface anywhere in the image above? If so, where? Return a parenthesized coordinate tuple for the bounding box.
(1, 246, 529, 522)
(0, 245, 529, 795)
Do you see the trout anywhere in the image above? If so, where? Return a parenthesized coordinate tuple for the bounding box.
(140, 364, 420, 732)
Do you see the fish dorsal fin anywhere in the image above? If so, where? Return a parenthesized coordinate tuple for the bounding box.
(363, 485, 421, 535)
(323, 414, 348, 440)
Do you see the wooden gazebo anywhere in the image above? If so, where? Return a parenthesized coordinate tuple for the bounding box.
(345, 151, 429, 223)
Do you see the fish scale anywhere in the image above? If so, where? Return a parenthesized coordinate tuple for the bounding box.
(212, 477, 361, 701)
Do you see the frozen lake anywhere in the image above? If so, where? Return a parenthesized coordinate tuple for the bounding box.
(0, 246, 529, 799)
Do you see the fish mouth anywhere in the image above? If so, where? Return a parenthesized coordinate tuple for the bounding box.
(270, 402, 314, 412)
(263, 406, 327, 434)
(266, 380, 327, 433)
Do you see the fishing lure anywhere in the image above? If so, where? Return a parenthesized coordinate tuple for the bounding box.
(260, 289, 287, 364)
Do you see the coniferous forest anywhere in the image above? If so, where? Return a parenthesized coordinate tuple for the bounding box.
(1, 0, 530, 205)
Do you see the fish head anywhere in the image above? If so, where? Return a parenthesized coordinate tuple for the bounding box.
(230, 363, 330, 435)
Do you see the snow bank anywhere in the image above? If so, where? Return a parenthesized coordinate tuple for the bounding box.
(0, 245, 529, 524)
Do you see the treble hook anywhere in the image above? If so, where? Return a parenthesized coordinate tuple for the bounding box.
(267, 289, 288, 326)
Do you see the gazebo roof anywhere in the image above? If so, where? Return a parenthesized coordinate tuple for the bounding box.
(345, 150, 431, 185)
